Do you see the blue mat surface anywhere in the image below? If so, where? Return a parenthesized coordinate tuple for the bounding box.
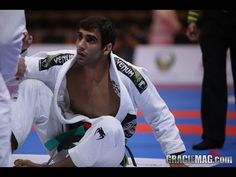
(14, 86, 236, 167)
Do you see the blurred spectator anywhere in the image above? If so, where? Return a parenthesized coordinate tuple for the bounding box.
(114, 23, 147, 63)
(148, 10, 182, 45)
(0, 10, 26, 167)
(186, 10, 236, 150)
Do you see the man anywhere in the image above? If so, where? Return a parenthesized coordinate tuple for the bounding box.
(0, 10, 26, 167)
(12, 16, 186, 167)
(186, 10, 236, 150)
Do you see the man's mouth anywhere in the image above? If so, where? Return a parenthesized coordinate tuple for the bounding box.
(77, 51, 86, 57)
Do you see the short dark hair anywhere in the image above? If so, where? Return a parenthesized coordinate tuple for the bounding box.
(78, 16, 116, 48)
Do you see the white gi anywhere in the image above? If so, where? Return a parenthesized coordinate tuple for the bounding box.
(11, 49, 186, 167)
(0, 10, 25, 167)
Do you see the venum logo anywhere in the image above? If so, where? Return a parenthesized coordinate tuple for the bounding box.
(116, 59, 135, 77)
(115, 57, 148, 94)
(94, 127, 106, 140)
(39, 53, 74, 71)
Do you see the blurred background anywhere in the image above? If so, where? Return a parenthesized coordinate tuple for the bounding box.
(24, 10, 233, 86)
(16, 10, 236, 167)
(25, 10, 191, 61)
(25, 10, 190, 42)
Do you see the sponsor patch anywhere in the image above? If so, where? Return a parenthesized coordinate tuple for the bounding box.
(121, 114, 137, 138)
(94, 127, 106, 140)
(39, 53, 74, 71)
(111, 80, 120, 96)
(115, 57, 147, 94)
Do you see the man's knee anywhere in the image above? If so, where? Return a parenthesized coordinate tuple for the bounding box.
(69, 116, 125, 167)
(19, 79, 50, 93)
(92, 116, 125, 150)
(11, 79, 52, 150)
(94, 116, 124, 136)
(18, 79, 53, 103)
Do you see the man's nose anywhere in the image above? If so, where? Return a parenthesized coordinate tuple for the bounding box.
(76, 38, 86, 48)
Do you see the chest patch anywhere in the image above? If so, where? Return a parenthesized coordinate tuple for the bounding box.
(39, 53, 74, 71)
(115, 57, 147, 94)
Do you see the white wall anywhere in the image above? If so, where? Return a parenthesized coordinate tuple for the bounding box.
(133, 45, 233, 85)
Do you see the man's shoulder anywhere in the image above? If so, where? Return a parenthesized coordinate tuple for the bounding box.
(38, 50, 75, 71)
(26, 49, 76, 71)
(112, 54, 141, 71)
(112, 54, 148, 94)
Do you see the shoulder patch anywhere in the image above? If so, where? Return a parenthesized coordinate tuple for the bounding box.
(39, 53, 74, 71)
(114, 57, 147, 94)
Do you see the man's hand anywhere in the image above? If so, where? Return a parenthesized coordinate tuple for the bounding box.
(14, 156, 76, 167)
(186, 22, 200, 42)
(15, 30, 32, 79)
(14, 159, 47, 167)
(15, 57, 26, 79)
(22, 30, 33, 52)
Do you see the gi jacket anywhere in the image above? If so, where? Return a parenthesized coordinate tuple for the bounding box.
(24, 49, 186, 156)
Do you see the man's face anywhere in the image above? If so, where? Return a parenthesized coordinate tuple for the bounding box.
(75, 28, 104, 66)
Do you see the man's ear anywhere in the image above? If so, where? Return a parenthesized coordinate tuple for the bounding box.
(103, 43, 112, 55)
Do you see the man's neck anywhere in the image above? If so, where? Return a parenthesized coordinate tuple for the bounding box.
(71, 56, 110, 83)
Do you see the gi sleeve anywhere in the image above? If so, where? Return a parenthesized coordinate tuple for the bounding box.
(131, 67, 186, 156)
(0, 10, 26, 80)
(24, 50, 75, 84)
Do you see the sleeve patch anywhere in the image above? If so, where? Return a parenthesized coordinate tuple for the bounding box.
(115, 57, 147, 94)
(39, 53, 74, 71)
(121, 114, 137, 138)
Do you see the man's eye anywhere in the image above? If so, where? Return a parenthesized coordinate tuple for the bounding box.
(76, 33, 83, 40)
(86, 36, 97, 43)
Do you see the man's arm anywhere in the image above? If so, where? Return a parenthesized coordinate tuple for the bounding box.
(129, 66, 186, 158)
(20, 30, 33, 57)
(186, 10, 202, 42)
(19, 50, 75, 86)
(132, 69, 187, 167)
(15, 57, 26, 79)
